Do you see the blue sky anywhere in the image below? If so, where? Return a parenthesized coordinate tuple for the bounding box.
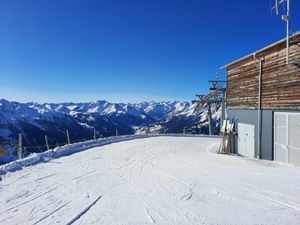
(0, 0, 299, 103)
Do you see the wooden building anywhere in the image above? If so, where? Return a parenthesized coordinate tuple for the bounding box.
(224, 32, 300, 165)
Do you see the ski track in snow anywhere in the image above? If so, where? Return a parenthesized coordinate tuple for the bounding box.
(33, 201, 71, 225)
(66, 195, 102, 225)
(0, 136, 300, 225)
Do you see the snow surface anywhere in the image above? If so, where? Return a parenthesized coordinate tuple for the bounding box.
(1, 136, 300, 225)
(0, 135, 150, 176)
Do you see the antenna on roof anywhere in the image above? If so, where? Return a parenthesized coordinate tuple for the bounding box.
(275, 0, 279, 15)
(271, 0, 290, 64)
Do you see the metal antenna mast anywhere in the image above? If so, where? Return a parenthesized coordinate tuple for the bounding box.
(271, 0, 290, 64)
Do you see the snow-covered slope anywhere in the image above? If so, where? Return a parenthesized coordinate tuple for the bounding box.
(0, 99, 220, 163)
(0, 136, 299, 225)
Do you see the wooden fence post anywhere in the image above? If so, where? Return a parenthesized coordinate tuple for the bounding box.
(18, 133, 22, 159)
(66, 130, 71, 144)
(45, 135, 50, 150)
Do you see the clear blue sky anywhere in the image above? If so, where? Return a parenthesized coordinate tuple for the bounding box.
(0, 0, 299, 103)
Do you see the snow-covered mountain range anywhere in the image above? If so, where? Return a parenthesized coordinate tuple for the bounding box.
(0, 99, 220, 162)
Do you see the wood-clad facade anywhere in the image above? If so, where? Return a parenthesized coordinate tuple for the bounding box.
(226, 32, 300, 109)
(225, 32, 300, 166)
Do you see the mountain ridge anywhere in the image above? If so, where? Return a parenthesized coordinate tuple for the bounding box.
(0, 98, 219, 163)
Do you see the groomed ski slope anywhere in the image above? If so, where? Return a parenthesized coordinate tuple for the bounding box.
(0, 136, 300, 225)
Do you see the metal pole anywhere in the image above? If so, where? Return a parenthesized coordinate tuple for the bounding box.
(253, 53, 264, 159)
(221, 89, 226, 133)
(286, 0, 290, 64)
(93, 128, 96, 140)
(208, 103, 214, 135)
(116, 129, 118, 136)
(45, 135, 50, 150)
(257, 60, 262, 159)
(66, 130, 71, 144)
(18, 133, 22, 159)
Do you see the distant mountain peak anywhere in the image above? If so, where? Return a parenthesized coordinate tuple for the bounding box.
(0, 98, 220, 163)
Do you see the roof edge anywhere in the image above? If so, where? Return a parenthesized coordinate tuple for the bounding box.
(221, 31, 300, 69)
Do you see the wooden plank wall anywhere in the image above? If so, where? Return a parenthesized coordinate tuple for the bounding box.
(226, 36, 300, 110)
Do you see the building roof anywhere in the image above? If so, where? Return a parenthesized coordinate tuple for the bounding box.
(221, 31, 300, 69)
